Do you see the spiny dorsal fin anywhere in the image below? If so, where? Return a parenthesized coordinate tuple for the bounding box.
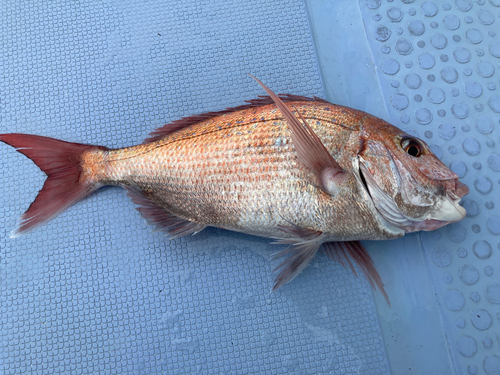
(145, 94, 331, 143)
(249, 75, 347, 196)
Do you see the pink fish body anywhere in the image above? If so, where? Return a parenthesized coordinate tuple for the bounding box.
(0, 78, 469, 303)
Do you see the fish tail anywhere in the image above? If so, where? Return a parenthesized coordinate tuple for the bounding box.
(0, 133, 108, 237)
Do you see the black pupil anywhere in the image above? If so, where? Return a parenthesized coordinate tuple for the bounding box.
(407, 145, 419, 157)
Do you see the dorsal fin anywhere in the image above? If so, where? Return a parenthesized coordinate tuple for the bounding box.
(144, 94, 330, 143)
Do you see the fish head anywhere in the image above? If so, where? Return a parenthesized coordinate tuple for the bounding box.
(355, 115, 469, 233)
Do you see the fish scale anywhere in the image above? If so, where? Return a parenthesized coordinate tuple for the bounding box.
(93, 102, 381, 241)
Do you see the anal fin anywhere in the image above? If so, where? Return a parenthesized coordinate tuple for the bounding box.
(124, 186, 206, 239)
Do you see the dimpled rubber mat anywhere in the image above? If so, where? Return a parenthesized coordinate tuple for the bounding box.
(356, 1, 500, 374)
(0, 1, 391, 374)
(2, 1, 499, 374)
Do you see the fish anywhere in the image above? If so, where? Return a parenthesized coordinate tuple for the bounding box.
(0, 76, 469, 304)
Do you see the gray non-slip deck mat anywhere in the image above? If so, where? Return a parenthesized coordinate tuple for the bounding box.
(0, 1, 387, 374)
(1, 0, 499, 374)
(355, 1, 500, 374)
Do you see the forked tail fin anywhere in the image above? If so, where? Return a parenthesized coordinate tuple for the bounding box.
(0, 133, 108, 237)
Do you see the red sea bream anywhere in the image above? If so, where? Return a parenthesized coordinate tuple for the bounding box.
(0, 77, 469, 303)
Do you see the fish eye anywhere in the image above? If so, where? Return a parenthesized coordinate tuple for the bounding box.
(401, 138, 422, 157)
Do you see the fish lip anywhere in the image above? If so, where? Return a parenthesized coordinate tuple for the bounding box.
(454, 179, 470, 198)
(408, 219, 449, 231)
(438, 178, 468, 222)
(383, 148, 468, 225)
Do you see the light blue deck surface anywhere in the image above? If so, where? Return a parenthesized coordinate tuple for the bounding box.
(1, 1, 499, 374)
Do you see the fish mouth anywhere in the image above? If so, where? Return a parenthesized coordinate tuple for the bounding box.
(358, 160, 466, 233)
(426, 176, 468, 226)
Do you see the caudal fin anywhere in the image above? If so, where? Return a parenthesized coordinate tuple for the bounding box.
(0, 133, 107, 237)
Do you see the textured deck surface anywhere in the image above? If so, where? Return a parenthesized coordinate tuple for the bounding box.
(355, 1, 500, 374)
(1, 0, 499, 374)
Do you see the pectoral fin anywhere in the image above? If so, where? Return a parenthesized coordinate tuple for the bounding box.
(271, 223, 323, 245)
(271, 241, 322, 291)
(250, 75, 347, 195)
(270, 225, 390, 305)
(324, 241, 390, 306)
(270, 224, 323, 290)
